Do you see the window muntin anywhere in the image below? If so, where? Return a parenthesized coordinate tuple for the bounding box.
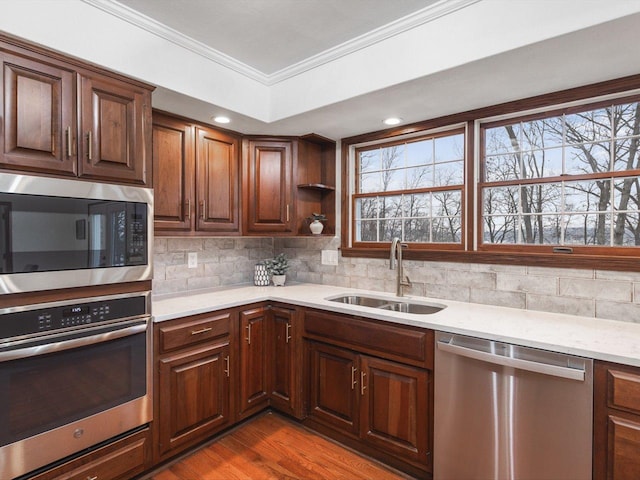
(481, 99, 640, 248)
(354, 130, 464, 245)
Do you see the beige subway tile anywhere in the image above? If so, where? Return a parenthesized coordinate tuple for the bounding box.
(166, 264, 204, 279)
(154, 238, 167, 253)
(446, 270, 496, 289)
(204, 238, 235, 250)
(424, 283, 470, 302)
(496, 273, 557, 295)
(351, 277, 388, 292)
(559, 278, 631, 302)
(596, 270, 640, 282)
(635, 283, 640, 304)
(167, 238, 203, 251)
(187, 276, 221, 291)
(321, 274, 351, 288)
(527, 266, 594, 278)
(595, 300, 640, 323)
(152, 278, 188, 295)
(470, 289, 526, 309)
(526, 294, 594, 317)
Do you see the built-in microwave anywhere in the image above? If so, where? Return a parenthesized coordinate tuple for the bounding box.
(0, 173, 153, 294)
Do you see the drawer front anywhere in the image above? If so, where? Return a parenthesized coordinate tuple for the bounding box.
(304, 309, 432, 368)
(159, 311, 231, 353)
(65, 436, 147, 480)
(609, 369, 640, 415)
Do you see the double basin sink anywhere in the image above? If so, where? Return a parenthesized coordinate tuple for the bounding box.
(327, 294, 445, 315)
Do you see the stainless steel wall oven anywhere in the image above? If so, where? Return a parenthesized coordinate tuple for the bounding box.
(0, 173, 153, 294)
(0, 291, 152, 479)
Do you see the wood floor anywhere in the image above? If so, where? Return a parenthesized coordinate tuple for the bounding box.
(149, 412, 413, 480)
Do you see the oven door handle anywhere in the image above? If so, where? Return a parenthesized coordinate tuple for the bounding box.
(0, 321, 147, 363)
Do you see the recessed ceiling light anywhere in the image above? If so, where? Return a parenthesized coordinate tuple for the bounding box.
(213, 115, 231, 124)
(383, 117, 403, 126)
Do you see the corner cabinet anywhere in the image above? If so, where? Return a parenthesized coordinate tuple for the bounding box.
(243, 139, 294, 234)
(0, 35, 153, 185)
(152, 112, 241, 235)
(242, 135, 336, 236)
(594, 360, 640, 480)
(303, 309, 433, 478)
(238, 303, 303, 419)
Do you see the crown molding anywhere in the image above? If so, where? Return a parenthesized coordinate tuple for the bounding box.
(81, 0, 480, 86)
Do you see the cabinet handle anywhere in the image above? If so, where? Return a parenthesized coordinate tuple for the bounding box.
(186, 198, 191, 220)
(199, 200, 205, 219)
(224, 355, 230, 378)
(86, 476, 98, 480)
(286, 204, 290, 222)
(86, 131, 92, 161)
(246, 324, 251, 345)
(351, 366, 357, 390)
(190, 327, 212, 336)
(360, 371, 366, 396)
(65, 126, 72, 158)
(285, 323, 291, 343)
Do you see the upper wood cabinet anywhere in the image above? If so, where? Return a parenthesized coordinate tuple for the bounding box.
(243, 139, 294, 234)
(0, 35, 153, 186)
(78, 74, 150, 184)
(0, 51, 77, 175)
(152, 112, 241, 235)
(243, 135, 336, 236)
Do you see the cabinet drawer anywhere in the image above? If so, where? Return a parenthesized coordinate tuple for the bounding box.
(29, 428, 149, 480)
(159, 311, 231, 353)
(304, 309, 433, 368)
(609, 369, 640, 414)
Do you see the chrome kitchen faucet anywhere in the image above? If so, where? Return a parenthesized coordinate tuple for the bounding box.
(390, 237, 411, 297)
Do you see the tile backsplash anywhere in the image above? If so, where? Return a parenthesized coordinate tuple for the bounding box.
(153, 236, 640, 323)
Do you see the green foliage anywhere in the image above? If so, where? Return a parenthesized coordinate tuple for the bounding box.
(264, 253, 289, 275)
(309, 212, 326, 222)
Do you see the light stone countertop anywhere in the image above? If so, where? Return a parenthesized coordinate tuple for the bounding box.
(153, 283, 640, 367)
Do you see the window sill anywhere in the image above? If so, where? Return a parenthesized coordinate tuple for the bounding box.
(340, 247, 640, 272)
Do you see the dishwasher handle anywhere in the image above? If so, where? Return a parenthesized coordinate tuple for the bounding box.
(437, 338, 585, 381)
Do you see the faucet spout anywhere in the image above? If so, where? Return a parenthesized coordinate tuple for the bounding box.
(390, 237, 410, 297)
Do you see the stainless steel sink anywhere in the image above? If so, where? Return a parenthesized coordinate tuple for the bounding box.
(329, 295, 389, 308)
(379, 302, 444, 314)
(327, 295, 446, 315)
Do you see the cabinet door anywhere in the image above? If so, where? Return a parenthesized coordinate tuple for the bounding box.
(0, 52, 76, 175)
(360, 355, 430, 465)
(245, 140, 293, 233)
(152, 113, 194, 232)
(307, 341, 360, 435)
(270, 306, 297, 416)
(196, 126, 240, 233)
(157, 342, 231, 458)
(607, 415, 640, 480)
(238, 306, 270, 417)
(79, 74, 150, 185)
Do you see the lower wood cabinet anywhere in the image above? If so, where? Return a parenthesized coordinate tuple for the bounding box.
(27, 427, 151, 480)
(304, 309, 433, 477)
(594, 360, 640, 480)
(238, 304, 302, 419)
(238, 305, 271, 418)
(154, 310, 235, 462)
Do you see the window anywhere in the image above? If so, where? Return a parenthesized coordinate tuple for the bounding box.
(342, 77, 640, 270)
(353, 128, 465, 247)
(481, 98, 640, 252)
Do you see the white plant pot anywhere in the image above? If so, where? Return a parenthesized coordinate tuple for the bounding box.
(272, 274, 286, 286)
(309, 219, 324, 235)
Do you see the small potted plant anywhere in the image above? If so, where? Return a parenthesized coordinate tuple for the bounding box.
(308, 212, 326, 235)
(264, 253, 289, 286)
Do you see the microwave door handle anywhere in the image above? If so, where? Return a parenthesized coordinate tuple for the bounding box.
(0, 322, 147, 363)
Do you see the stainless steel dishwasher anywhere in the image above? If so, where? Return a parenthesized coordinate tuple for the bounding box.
(434, 331, 593, 480)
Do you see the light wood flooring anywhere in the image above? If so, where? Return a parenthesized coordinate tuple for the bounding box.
(149, 412, 413, 480)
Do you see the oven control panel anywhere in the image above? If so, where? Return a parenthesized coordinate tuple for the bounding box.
(0, 295, 147, 339)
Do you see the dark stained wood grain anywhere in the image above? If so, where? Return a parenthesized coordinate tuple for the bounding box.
(238, 306, 271, 418)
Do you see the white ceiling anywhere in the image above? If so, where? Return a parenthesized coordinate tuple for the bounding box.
(2, 1, 640, 140)
(117, 0, 439, 75)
